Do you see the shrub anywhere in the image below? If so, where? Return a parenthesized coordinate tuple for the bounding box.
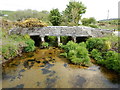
(2, 42, 18, 59)
(60, 52, 67, 57)
(61, 41, 78, 52)
(86, 38, 109, 51)
(15, 18, 47, 28)
(104, 41, 111, 50)
(58, 43, 63, 47)
(104, 51, 119, 72)
(41, 42, 49, 48)
(60, 41, 90, 66)
(91, 49, 120, 73)
(91, 49, 103, 63)
(24, 39, 35, 52)
(79, 42, 86, 48)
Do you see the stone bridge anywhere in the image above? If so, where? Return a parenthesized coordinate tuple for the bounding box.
(10, 26, 113, 45)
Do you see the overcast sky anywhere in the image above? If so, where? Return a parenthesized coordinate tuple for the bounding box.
(0, 0, 119, 20)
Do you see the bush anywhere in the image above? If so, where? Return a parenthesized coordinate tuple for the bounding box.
(41, 42, 49, 48)
(91, 49, 120, 73)
(86, 38, 110, 51)
(79, 42, 86, 48)
(61, 41, 78, 52)
(15, 18, 47, 28)
(60, 41, 90, 66)
(60, 52, 67, 57)
(91, 49, 103, 64)
(2, 44, 17, 59)
(58, 43, 63, 47)
(104, 51, 120, 72)
(24, 39, 35, 52)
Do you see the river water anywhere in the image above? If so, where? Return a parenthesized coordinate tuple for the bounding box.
(2, 47, 120, 88)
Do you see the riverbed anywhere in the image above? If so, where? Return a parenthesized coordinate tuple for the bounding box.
(2, 47, 120, 88)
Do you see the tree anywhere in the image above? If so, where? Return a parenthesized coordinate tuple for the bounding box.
(49, 8, 62, 26)
(88, 17, 96, 24)
(81, 18, 89, 26)
(81, 17, 96, 26)
(63, 1, 86, 25)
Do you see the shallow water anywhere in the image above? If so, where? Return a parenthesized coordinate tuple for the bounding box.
(2, 47, 120, 88)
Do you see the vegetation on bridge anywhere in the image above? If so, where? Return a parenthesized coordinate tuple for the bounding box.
(15, 18, 47, 28)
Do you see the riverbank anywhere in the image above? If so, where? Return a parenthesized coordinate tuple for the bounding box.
(1, 30, 35, 64)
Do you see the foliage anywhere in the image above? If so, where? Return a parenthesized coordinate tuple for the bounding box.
(78, 42, 86, 48)
(1, 20, 35, 60)
(88, 17, 96, 24)
(89, 24, 99, 28)
(60, 52, 67, 57)
(81, 17, 96, 26)
(104, 35, 119, 52)
(61, 41, 78, 52)
(15, 18, 47, 28)
(2, 43, 18, 60)
(63, 1, 86, 25)
(81, 18, 89, 26)
(41, 42, 49, 48)
(60, 41, 90, 66)
(49, 8, 62, 26)
(48, 36, 57, 41)
(60, 36, 68, 44)
(58, 43, 63, 47)
(104, 51, 120, 72)
(91, 49, 120, 73)
(24, 39, 35, 52)
(86, 37, 110, 51)
(88, 36, 119, 73)
(91, 49, 103, 62)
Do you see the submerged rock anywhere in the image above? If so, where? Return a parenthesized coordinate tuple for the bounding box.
(46, 78, 56, 88)
(41, 68, 51, 74)
(13, 84, 24, 88)
(36, 60, 41, 63)
(63, 63, 68, 67)
(42, 61, 49, 64)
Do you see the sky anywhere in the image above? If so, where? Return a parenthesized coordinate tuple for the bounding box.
(0, 0, 119, 20)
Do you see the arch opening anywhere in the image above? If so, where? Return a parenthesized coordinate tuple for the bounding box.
(30, 36, 41, 47)
(76, 36, 90, 43)
(60, 36, 73, 45)
(44, 36, 58, 46)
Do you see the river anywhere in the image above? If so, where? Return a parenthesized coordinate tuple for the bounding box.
(2, 47, 120, 88)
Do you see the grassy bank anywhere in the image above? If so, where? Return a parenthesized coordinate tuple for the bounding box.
(0, 20, 35, 62)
